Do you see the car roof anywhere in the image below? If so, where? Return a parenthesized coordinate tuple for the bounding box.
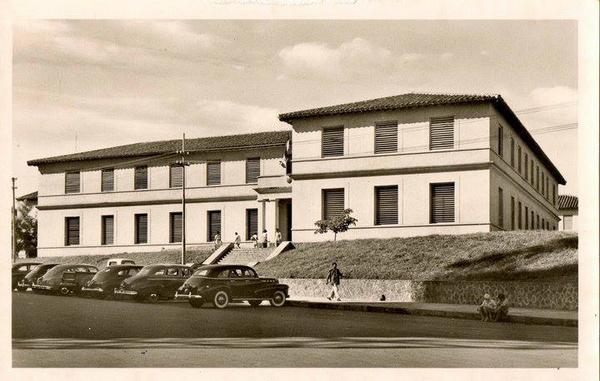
(103, 264, 143, 269)
(196, 264, 253, 271)
(53, 264, 98, 269)
(142, 264, 191, 269)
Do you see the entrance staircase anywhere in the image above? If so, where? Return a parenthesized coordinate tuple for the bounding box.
(217, 247, 273, 266)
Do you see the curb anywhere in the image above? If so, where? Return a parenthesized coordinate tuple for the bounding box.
(286, 300, 577, 327)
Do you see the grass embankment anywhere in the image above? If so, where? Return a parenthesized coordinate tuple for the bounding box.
(18, 248, 213, 270)
(255, 231, 577, 281)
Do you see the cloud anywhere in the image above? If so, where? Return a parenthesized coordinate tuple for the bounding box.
(278, 38, 424, 81)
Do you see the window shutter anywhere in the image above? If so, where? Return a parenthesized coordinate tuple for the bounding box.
(430, 183, 455, 223)
(65, 172, 80, 193)
(517, 146, 522, 174)
(321, 127, 344, 157)
(135, 214, 148, 244)
(170, 165, 183, 188)
(322, 189, 345, 221)
(245, 158, 260, 184)
(246, 209, 258, 240)
(524, 154, 528, 180)
(497, 125, 504, 157)
(207, 161, 221, 185)
(170, 213, 182, 243)
(518, 201, 522, 229)
(208, 211, 221, 241)
(525, 207, 529, 230)
(375, 186, 398, 225)
(429, 117, 454, 150)
(102, 216, 114, 245)
(101, 169, 114, 192)
(510, 138, 515, 167)
(510, 196, 515, 230)
(134, 166, 148, 190)
(498, 188, 504, 228)
(65, 217, 80, 246)
(375, 122, 398, 154)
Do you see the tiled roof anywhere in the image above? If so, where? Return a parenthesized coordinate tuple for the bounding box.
(28, 130, 291, 166)
(558, 195, 578, 210)
(279, 92, 566, 185)
(16, 191, 38, 202)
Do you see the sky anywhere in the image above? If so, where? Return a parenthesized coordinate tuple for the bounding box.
(12, 20, 578, 196)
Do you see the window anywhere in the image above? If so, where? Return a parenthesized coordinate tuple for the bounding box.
(166, 267, 179, 276)
(524, 153, 529, 180)
(563, 215, 573, 230)
(246, 209, 258, 240)
(542, 218, 545, 230)
(498, 188, 504, 228)
(245, 157, 261, 184)
(169, 165, 183, 188)
(497, 124, 503, 157)
(207, 161, 221, 186)
(101, 169, 114, 192)
(510, 196, 515, 230)
(430, 183, 455, 223)
(322, 188, 345, 220)
(101, 215, 114, 245)
(518, 201, 522, 229)
(517, 146, 522, 174)
(530, 161, 534, 186)
(135, 214, 148, 244)
(208, 210, 221, 241)
(536, 214, 540, 229)
(65, 217, 80, 246)
(321, 127, 344, 157)
(536, 166, 539, 191)
(242, 268, 258, 278)
(429, 117, 454, 150)
(525, 206, 529, 230)
(169, 212, 182, 243)
(546, 221, 549, 230)
(545, 177, 549, 200)
(65, 171, 80, 194)
(375, 186, 398, 225)
(375, 122, 399, 153)
(541, 172, 545, 195)
(510, 138, 515, 167)
(552, 183, 556, 205)
(134, 166, 148, 190)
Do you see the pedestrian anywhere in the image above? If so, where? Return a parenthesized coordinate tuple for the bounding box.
(251, 233, 258, 247)
(477, 293, 496, 322)
(493, 293, 509, 322)
(214, 231, 222, 249)
(234, 232, 241, 249)
(260, 229, 268, 248)
(326, 262, 343, 301)
(275, 228, 282, 246)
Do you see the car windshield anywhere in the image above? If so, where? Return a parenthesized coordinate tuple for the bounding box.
(193, 269, 210, 277)
(43, 266, 71, 277)
(137, 267, 160, 276)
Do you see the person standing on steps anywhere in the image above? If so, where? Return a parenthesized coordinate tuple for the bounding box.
(260, 229, 268, 248)
(213, 231, 222, 250)
(234, 232, 241, 249)
(326, 262, 343, 301)
(275, 228, 283, 246)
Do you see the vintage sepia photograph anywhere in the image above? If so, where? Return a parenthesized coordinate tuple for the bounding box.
(3, 6, 597, 376)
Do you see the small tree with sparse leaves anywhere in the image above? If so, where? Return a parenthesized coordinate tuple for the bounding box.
(314, 208, 358, 241)
(16, 202, 37, 258)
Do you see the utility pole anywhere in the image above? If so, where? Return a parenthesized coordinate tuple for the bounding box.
(178, 134, 189, 265)
(11, 177, 17, 262)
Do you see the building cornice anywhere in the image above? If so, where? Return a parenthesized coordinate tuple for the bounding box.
(36, 195, 257, 210)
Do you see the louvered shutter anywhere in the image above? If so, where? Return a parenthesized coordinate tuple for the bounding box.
(208, 211, 221, 241)
(323, 189, 345, 220)
(518, 202, 522, 229)
(510, 138, 515, 167)
(101, 169, 114, 192)
(102, 216, 114, 245)
(246, 158, 260, 184)
(65, 172, 80, 193)
(375, 122, 398, 154)
(207, 161, 221, 185)
(510, 197, 515, 230)
(429, 117, 454, 150)
(134, 166, 148, 190)
(246, 209, 258, 240)
(322, 127, 344, 157)
(498, 188, 504, 228)
(65, 217, 80, 245)
(170, 213, 182, 243)
(135, 214, 148, 244)
(497, 125, 504, 157)
(170, 165, 183, 188)
(430, 183, 455, 223)
(375, 186, 398, 225)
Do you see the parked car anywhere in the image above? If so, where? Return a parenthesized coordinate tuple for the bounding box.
(16, 263, 59, 291)
(32, 264, 99, 296)
(175, 264, 289, 309)
(106, 258, 135, 267)
(12, 262, 41, 290)
(114, 264, 193, 303)
(81, 264, 143, 299)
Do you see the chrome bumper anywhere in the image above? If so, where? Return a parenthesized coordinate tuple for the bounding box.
(81, 287, 104, 293)
(32, 284, 53, 290)
(114, 289, 138, 296)
(17, 281, 32, 290)
(175, 291, 203, 300)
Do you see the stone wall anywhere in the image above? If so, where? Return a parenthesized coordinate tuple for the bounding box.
(281, 278, 578, 311)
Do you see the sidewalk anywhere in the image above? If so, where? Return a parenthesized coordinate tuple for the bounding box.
(286, 297, 577, 327)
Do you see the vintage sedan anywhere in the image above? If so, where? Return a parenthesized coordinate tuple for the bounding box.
(114, 264, 193, 303)
(81, 264, 143, 299)
(175, 264, 289, 309)
(16, 263, 58, 291)
(32, 264, 99, 295)
(12, 262, 41, 290)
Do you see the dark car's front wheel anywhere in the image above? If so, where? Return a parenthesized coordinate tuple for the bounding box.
(270, 290, 286, 307)
(59, 286, 70, 296)
(212, 290, 229, 309)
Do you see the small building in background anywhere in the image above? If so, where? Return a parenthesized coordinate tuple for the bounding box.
(558, 195, 578, 231)
(16, 191, 38, 209)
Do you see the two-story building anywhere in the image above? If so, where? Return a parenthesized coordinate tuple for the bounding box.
(28, 93, 566, 257)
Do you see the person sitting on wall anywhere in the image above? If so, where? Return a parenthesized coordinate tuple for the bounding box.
(477, 293, 496, 322)
(214, 231, 222, 249)
(493, 293, 509, 322)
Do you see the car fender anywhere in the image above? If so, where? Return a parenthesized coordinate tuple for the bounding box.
(253, 284, 289, 298)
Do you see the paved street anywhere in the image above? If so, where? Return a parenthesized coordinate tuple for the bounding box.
(12, 292, 577, 367)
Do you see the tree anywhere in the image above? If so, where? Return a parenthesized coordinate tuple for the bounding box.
(16, 202, 37, 258)
(314, 208, 358, 241)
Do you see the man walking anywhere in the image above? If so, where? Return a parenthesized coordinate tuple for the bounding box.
(326, 262, 343, 301)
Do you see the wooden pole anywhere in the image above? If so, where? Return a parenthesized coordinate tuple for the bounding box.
(181, 134, 187, 265)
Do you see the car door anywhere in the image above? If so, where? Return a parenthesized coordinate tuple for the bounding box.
(241, 268, 263, 298)
(227, 267, 248, 299)
(164, 266, 182, 297)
